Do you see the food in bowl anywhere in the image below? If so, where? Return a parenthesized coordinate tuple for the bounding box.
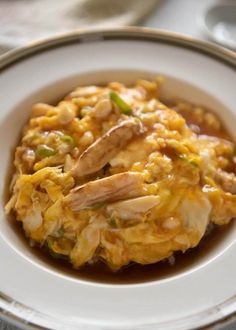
(5, 79, 236, 271)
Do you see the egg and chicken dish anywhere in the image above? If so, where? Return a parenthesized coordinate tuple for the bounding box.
(5, 79, 236, 271)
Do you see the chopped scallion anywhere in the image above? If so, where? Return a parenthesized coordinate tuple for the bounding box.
(110, 91, 132, 115)
(46, 240, 67, 260)
(60, 134, 75, 145)
(36, 145, 57, 158)
(109, 218, 117, 228)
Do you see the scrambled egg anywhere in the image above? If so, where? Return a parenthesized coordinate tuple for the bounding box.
(5, 79, 236, 271)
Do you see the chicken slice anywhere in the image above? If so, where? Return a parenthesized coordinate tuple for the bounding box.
(71, 118, 143, 177)
(214, 169, 236, 194)
(64, 172, 143, 212)
(70, 217, 102, 268)
(107, 195, 160, 220)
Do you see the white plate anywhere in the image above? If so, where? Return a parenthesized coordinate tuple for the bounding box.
(0, 28, 236, 330)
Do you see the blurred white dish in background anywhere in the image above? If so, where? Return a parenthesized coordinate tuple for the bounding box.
(200, 3, 236, 49)
(0, 0, 159, 50)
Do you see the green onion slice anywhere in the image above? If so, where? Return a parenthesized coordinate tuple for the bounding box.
(46, 240, 68, 260)
(60, 134, 75, 145)
(36, 145, 57, 158)
(109, 218, 117, 228)
(110, 91, 132, 115)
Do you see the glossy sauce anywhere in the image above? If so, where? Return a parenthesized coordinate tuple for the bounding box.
(8, 216, 233, 284)
(5, 101, 236, 284)
(165, 99, 233, 140)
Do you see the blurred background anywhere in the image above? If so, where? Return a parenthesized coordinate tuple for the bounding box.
(0, 0, 236, 55)
(0, 0, 235, 330)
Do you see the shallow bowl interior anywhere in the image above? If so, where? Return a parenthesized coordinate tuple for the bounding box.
(1, 69, 236, 285)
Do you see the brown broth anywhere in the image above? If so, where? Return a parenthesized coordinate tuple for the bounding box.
(8, 217, 233, 284)
(4, 99, 236, 285)
(167, 101, 233, 141)
(182, 111, 231, 140)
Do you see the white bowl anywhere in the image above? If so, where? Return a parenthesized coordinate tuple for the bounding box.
(0, 27, 236, 330)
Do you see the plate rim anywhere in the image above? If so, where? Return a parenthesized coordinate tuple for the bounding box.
(0, 26, 236, 330)
(0, 26, 236, 71)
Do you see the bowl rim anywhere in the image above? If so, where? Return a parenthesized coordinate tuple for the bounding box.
(0, 26, 236, 330)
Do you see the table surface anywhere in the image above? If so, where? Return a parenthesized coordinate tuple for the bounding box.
(1, 0, 235, 329)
